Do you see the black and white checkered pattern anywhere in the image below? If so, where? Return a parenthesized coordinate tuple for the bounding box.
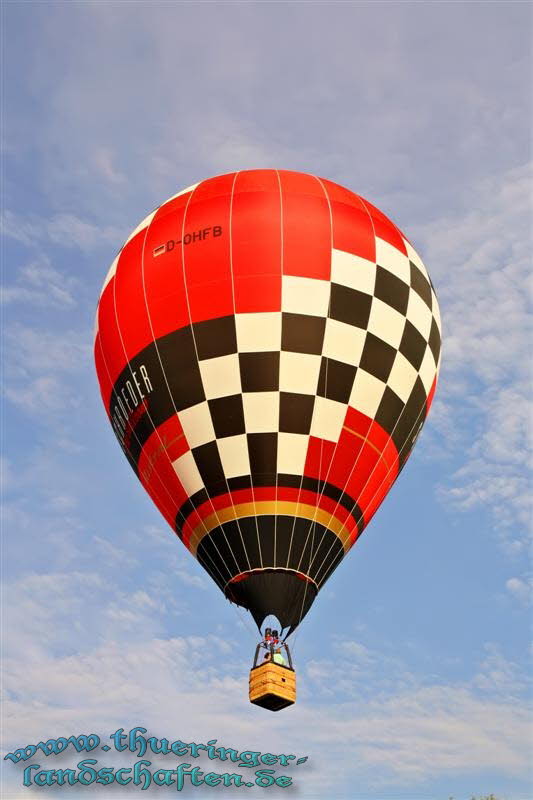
(169, 236, 441, 500)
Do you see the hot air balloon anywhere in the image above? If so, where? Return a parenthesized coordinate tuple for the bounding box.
(94, 169, 441, 710)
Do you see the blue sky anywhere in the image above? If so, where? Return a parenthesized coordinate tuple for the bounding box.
(2, 2, 531, 799)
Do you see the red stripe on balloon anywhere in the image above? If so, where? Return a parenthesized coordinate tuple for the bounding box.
(114, 232, 156, 372)
(180, 485, 359, 551)
(303, 437, 337, 485)
(302, 410, 399, 534)
(137, 416, 190, 528)
(320, 178, 376, 262)
(426, 375, 438, 413)
(94, 333, 115, 413)
(361, 198, 408, 255)
(96, 262, 131, 394)
(140, 192, 193, 341)
(279, 170, 331, 280)
(231, 170, 282, 312)
(183, 174, 235, 323)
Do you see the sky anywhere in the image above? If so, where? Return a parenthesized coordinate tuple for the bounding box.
(1, 2, 531, 799)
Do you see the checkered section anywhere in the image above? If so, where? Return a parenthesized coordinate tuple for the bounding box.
(164, 237, 440, 525)
(277, 274, 325, 475)
(105, 244, 441, 523)
(341, 239, 440, 459)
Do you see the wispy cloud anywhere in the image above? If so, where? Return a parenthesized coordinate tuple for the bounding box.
(3, 209, 122, 253)
(4, 375, 75, 415)
(1, 257, 79, 309)
(4, 323, 89, 377)
(2, 612, 530, 796)
(415, 162, 532, 547)
(92, 147, 126, 185)
(3, 322, 91, 421)
(505, 576, 531, 606)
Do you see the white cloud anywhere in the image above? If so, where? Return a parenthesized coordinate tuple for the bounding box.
(2, 572, 105, 662)
(46, 493, 78, 512)
(6, 2, 528, 235)
(1, 210, 43, 247)
(173, 565, 208, 590)
(334, 639, 374, 664)
(505, 576, 531, 606)
(3, 323, 91, 419)
(2, 209, 122, 253)
(1, 617, 530, 797)
(1, 256, 79, 309)
(92, 535, 138, 569)
(326, 686, 530, 786)
(92, 147, 126, 185)
(471, 642, 528, 698)
(4, 323, 90, 376)
(46, 213, 122, 252)
(415, 162, 532, 544)
(121, 526, 209, 590)
(4, 375, 75, 414)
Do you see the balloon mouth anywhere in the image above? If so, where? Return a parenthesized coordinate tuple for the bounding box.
(224, 568, 318, 635)
(225, 567, 317, 591)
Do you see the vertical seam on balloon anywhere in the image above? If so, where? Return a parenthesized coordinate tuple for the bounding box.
(177, 183, 242, 576)
(134, 192, 235, 583)
(274, 169, 284, 570)
(290, 173, 333, 635)
(282, 175, 329, 574)
(226, 171, 254, 573)
(276, 170, 294, 637)
(290, 174, 333, 577)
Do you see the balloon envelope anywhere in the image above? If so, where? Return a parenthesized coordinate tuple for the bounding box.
(94, 170, 441, 634)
